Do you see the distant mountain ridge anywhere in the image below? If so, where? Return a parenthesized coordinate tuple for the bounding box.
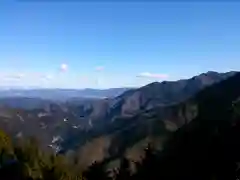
(0, 88, 132, 101)
(106, 71, 237, 118)
(0, 70, 238, 168)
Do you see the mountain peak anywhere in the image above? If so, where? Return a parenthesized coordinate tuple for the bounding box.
(206, 70, 219, 74)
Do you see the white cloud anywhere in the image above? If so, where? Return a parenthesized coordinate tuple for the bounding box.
(20, 73, 54, 81)
(44, 74, 53, 80)
(60, 63, 68, 72)
(38, 74, 54, 81)
(78, 76, 89, 82)
(0, 72, 55, 88)
(1, 73, 25, 80)
(137, 72, 169, 79)
(95, 66, 104, 71)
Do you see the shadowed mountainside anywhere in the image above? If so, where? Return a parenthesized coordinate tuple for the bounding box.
(0, 72, 240, 180)
(0, 71, 237, 167)
(60, 71, 238, 167)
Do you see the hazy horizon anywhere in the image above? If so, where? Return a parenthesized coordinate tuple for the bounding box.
(0, 70, 236, 90)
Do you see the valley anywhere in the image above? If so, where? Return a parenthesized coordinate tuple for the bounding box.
(0, 71, 237, 168)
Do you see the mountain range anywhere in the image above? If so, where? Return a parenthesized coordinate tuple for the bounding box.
(0, 70, 238, 169)
(1, 70, 240, 180)
(0, 88, 132, 101)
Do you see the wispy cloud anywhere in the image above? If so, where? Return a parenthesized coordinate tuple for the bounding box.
(60, 63, 68, 72)
(44, 74, 53, 80)
(1, 73, 25, 80)
(38, 74, 54, 81)
(137, 72, 169, 79)
(0, 72, 54, 83)
(95, 66, 104, 71)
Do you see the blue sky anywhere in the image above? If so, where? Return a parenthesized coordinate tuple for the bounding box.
(0, 1, 240, 89)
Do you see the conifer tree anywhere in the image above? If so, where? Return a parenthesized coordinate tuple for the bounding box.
(115, 157, 131, 180)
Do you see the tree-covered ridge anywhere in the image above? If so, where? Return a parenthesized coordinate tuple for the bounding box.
(80, 71, 240, 180)
(0, 132, 83, 180)
(0, 72, 240, 180)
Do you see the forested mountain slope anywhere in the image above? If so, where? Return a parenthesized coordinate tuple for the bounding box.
(0, 72, 240, 180)
(82, 72, 240, 180)
(61, 71, 239, 168)
(0, 71, 237, 169)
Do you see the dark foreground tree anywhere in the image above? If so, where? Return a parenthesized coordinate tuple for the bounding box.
(83, 161, 111, 180)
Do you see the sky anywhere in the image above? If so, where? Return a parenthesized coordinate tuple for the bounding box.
(0, 1, 240, 89)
